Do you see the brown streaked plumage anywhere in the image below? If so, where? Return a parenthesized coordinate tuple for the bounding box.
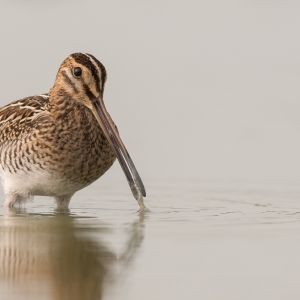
(0, 53, 146, 210)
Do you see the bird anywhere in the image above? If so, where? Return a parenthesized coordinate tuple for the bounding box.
(0, 53, 146, 210)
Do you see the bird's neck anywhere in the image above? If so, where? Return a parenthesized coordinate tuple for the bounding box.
(49, 81, 93, 110)
(48, 86, 80, 122)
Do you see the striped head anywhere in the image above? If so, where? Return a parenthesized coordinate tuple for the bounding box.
(51, 53, 146, 202)
(54, 53, 107, 108)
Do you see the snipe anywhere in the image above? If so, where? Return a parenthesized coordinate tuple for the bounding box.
(0, 53, 146, 210)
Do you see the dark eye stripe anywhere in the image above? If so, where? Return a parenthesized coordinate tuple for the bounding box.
(61, 70, 79, 93)
(83, 84, 97, 101)
(71, 53, 102, 94)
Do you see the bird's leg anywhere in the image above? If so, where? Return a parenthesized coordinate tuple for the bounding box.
(4, 192, 29, 208)
(54, 194, 74, 210)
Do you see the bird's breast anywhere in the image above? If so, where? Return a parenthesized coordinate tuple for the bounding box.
(44, 104, 117, 185)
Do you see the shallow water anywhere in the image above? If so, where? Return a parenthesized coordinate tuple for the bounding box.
(0, 178, 299, 300)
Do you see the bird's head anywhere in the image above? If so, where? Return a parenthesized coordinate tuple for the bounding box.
(54, 52, 106, 108)
(52, 53, 146, 203)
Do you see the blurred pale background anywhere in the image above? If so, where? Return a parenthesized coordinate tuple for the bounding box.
(0, 0, 299, 186)
(0, 2, 300, 300)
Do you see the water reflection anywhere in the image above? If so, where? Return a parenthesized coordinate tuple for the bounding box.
(0, 207, 145, 300)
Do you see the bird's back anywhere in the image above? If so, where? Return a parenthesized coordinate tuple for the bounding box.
(0, 94, 50, 144)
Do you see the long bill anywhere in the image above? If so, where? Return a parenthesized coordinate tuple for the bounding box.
(91, 98, 146, 202)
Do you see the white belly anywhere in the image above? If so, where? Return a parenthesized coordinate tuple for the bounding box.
(0, 168, 88, 198)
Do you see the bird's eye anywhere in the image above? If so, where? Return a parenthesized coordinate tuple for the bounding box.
(73, 67, 82, 77)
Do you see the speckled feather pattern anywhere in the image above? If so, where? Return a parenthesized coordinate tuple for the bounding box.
(0, 93, 116, 194)
(0, 53, 117, 208)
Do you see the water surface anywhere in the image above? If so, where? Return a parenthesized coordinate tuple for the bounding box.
(0, 179, 299, 300)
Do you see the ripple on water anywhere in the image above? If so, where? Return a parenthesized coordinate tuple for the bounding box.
(0, 179, 300, 300)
